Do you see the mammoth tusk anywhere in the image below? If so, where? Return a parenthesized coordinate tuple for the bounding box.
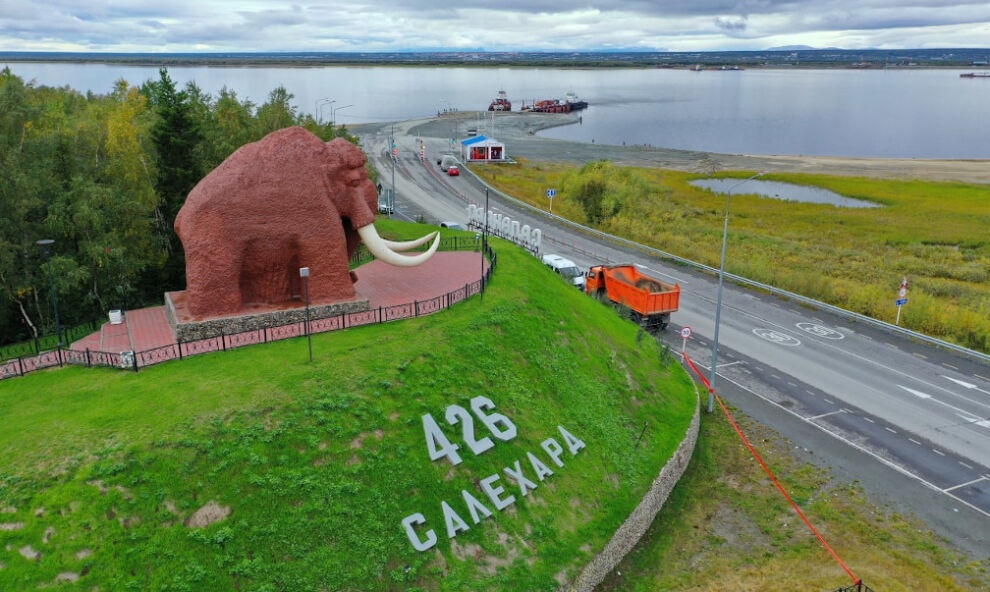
(383, 232, 439, 252)
(358, 224, 441, 267)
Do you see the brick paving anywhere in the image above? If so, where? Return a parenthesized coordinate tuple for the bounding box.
(70, 251, 490, 353)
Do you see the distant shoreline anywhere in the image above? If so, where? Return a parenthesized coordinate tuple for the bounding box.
(3, 49, 989, 70)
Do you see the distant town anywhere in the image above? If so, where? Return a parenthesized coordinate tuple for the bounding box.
(3, 48, 990, 68)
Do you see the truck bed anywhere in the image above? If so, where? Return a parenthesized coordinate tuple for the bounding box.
(592, 265, 680, 316)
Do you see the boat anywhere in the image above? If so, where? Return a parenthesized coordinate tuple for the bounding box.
(521, 91, 588, 113)
(960, 72, 990, 78)
(488, 89, 511, 111)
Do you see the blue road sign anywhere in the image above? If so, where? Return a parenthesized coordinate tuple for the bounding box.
(546, 189, 556, 198)
(895, 298, 908, 306)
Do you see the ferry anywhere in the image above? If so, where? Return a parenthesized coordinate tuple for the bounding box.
(960, 72, 990, 78)
(521, 91, 588, 113)
(488, 89, 511, 111)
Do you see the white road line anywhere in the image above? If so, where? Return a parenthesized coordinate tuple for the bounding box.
(636, 264, 689, 286)
(885, 427, 897, 434)
(805, 390, 816, 397)
(944, 477, 987, 493)
(863, 417, 875, 424)
(687, 358, 990, 519)
(809, 410, 846, 420)
(771, 374, 782, 380)
(823, 398, 834, 405)
(933, 449, 946, 456)
(788, 382, 797, 387)
(977, 374, 990, 382)
(716, 361, 742, 369)
(909, 438, 922, 445)
(959, 461, 974, 469)
(942, 363, 958, 370)
(886, 342, 899, 348)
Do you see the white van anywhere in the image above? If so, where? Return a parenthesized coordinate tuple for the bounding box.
(541, 254, 586, 290)
(437, 154, 459, 172)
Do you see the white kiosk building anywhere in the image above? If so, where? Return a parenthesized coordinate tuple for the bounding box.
(460, 136, 507, 162)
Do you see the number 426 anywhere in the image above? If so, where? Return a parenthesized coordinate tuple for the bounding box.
(422, 396, 517, 466)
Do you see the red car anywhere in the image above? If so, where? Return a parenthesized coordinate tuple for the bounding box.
(447, 165, 460, 176)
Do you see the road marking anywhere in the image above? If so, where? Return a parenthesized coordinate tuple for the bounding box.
(788, 382, 797, 387)
(842, 407, 853, 413)
(635, 264, 689, 285)
(753, 328, 802, 347)
(686, 357, 990, 519)
(824, 398, 835, 405)
(724, 352, 734, 358)
(771, 374, 782, 380)
(885, 427, 897, 434)
(805, 390, 816, 397)
(909, 438, 922, 445)
(754, 366, 764, 372)
(808, 410, 846, 420)
(943, 375, 990, 395)
(899, 385, 932, 399)
(959, 461, 974, 469)
(977, 374, 990, 382)
(796, 322, 845, 340)
(912, 352, 928, 360)
(863, 417, 875, 424)
(933, 449, 946, 456)
(886, 342, 899, 349)
(944, 477, 986, 493)
(942, 363, 958, 370)
(716, 361, 742, 369)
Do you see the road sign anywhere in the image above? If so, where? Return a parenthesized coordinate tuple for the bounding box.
(899, 287, 907, 298)
(546, 189, 556, 198)
(680, 327, 692, 338)
(895, 298, 908, 306)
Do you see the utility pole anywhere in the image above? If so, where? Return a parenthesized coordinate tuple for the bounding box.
(390, 124, 396, 213)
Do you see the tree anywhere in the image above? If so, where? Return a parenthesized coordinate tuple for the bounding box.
(147, 67, 204, 294)
(256, 86, 298, 133)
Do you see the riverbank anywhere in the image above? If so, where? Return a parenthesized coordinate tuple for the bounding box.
(399, 111, 990, 184)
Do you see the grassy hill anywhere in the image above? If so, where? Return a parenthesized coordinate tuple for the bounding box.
(0, 221, 697, 591)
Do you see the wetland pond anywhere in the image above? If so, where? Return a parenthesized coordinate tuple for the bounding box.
(690, 179, 882, 208)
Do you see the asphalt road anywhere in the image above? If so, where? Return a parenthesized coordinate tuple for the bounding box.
(354, 117, 990, 558)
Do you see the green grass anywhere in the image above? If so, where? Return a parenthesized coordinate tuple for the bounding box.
(0, 220, 697, 591)
(602, 407, 990, 591)
(474, 161, 990, 353)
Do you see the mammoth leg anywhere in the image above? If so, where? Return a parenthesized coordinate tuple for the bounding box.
(299, 232, 358, 304)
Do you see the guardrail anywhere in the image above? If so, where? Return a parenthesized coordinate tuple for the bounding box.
(460, 165, 990, 364)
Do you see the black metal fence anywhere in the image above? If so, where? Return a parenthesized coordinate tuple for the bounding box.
(1, 237, 495, 381)
(832, 582, 875, 592)
(0, 318, 102, 362)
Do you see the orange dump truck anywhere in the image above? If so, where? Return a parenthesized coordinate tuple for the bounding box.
(585, 264, 680, 332)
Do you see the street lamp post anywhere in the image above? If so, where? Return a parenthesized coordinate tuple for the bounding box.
(299, 267, 313, 363)
(316, 98, 334, 124)
(708, 171, 767, 413)
(331, 104, 353, 126)
(36, 239, 63, 348)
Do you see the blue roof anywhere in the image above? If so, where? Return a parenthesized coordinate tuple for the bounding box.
(461, 135, 488, 145)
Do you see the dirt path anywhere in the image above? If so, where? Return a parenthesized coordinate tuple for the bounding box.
(380, 112, 990, 184)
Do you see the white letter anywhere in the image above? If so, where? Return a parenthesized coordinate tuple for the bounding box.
(480, 473, 516, 510)
(527, 451, 554, 481)
(519, 225, 531, 246)
(467, 204, 478, 224)
(501, 216, 512, 235)
(461, 490, 493, 524)
(558, 426, 586, 455)
(541, 438, 565, 467)
(442, 501, 470, 538)
(510, 220, 520, 242)
(504, 460, 538, 497)
(531, 228, 542, 251)
(402, 513, 437, 552)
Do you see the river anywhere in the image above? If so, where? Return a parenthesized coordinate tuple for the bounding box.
(6, 62, 990, 159)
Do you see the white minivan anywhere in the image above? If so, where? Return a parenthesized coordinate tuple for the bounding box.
(541, 254, 586, 290)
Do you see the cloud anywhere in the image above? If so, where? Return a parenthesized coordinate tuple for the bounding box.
(0, 0, 989, 52)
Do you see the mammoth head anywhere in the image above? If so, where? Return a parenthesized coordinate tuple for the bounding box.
(325, 138, 439, 267)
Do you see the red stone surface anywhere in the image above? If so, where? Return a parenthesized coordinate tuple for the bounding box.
(175, 127, 379, 319)
(71, 306, 177, 353)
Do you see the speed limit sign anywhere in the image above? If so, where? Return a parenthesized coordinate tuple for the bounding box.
(680, 326, 692, 339)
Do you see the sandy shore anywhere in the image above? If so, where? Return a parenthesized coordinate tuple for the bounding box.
(395, 112, 990, 184)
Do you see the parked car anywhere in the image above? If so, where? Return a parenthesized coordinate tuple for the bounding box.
(439, 221, 464, 230)
(540, 254, 586, 290)
(447, 165, 460, 176)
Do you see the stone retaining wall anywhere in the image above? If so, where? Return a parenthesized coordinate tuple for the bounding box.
(565, 391, 701, 592)
(164, 292, 370, 343)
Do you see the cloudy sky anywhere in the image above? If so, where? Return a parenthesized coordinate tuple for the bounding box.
(3, 0, 990, 53)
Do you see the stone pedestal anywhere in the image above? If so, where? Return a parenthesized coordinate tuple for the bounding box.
(165, 290, 369, 343)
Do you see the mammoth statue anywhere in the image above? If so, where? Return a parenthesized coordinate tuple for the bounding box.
(175, 126, 439, 318)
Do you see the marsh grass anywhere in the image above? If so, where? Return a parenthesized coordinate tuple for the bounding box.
(0, 221, 697, 591)
(473, 161, 990, 352)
